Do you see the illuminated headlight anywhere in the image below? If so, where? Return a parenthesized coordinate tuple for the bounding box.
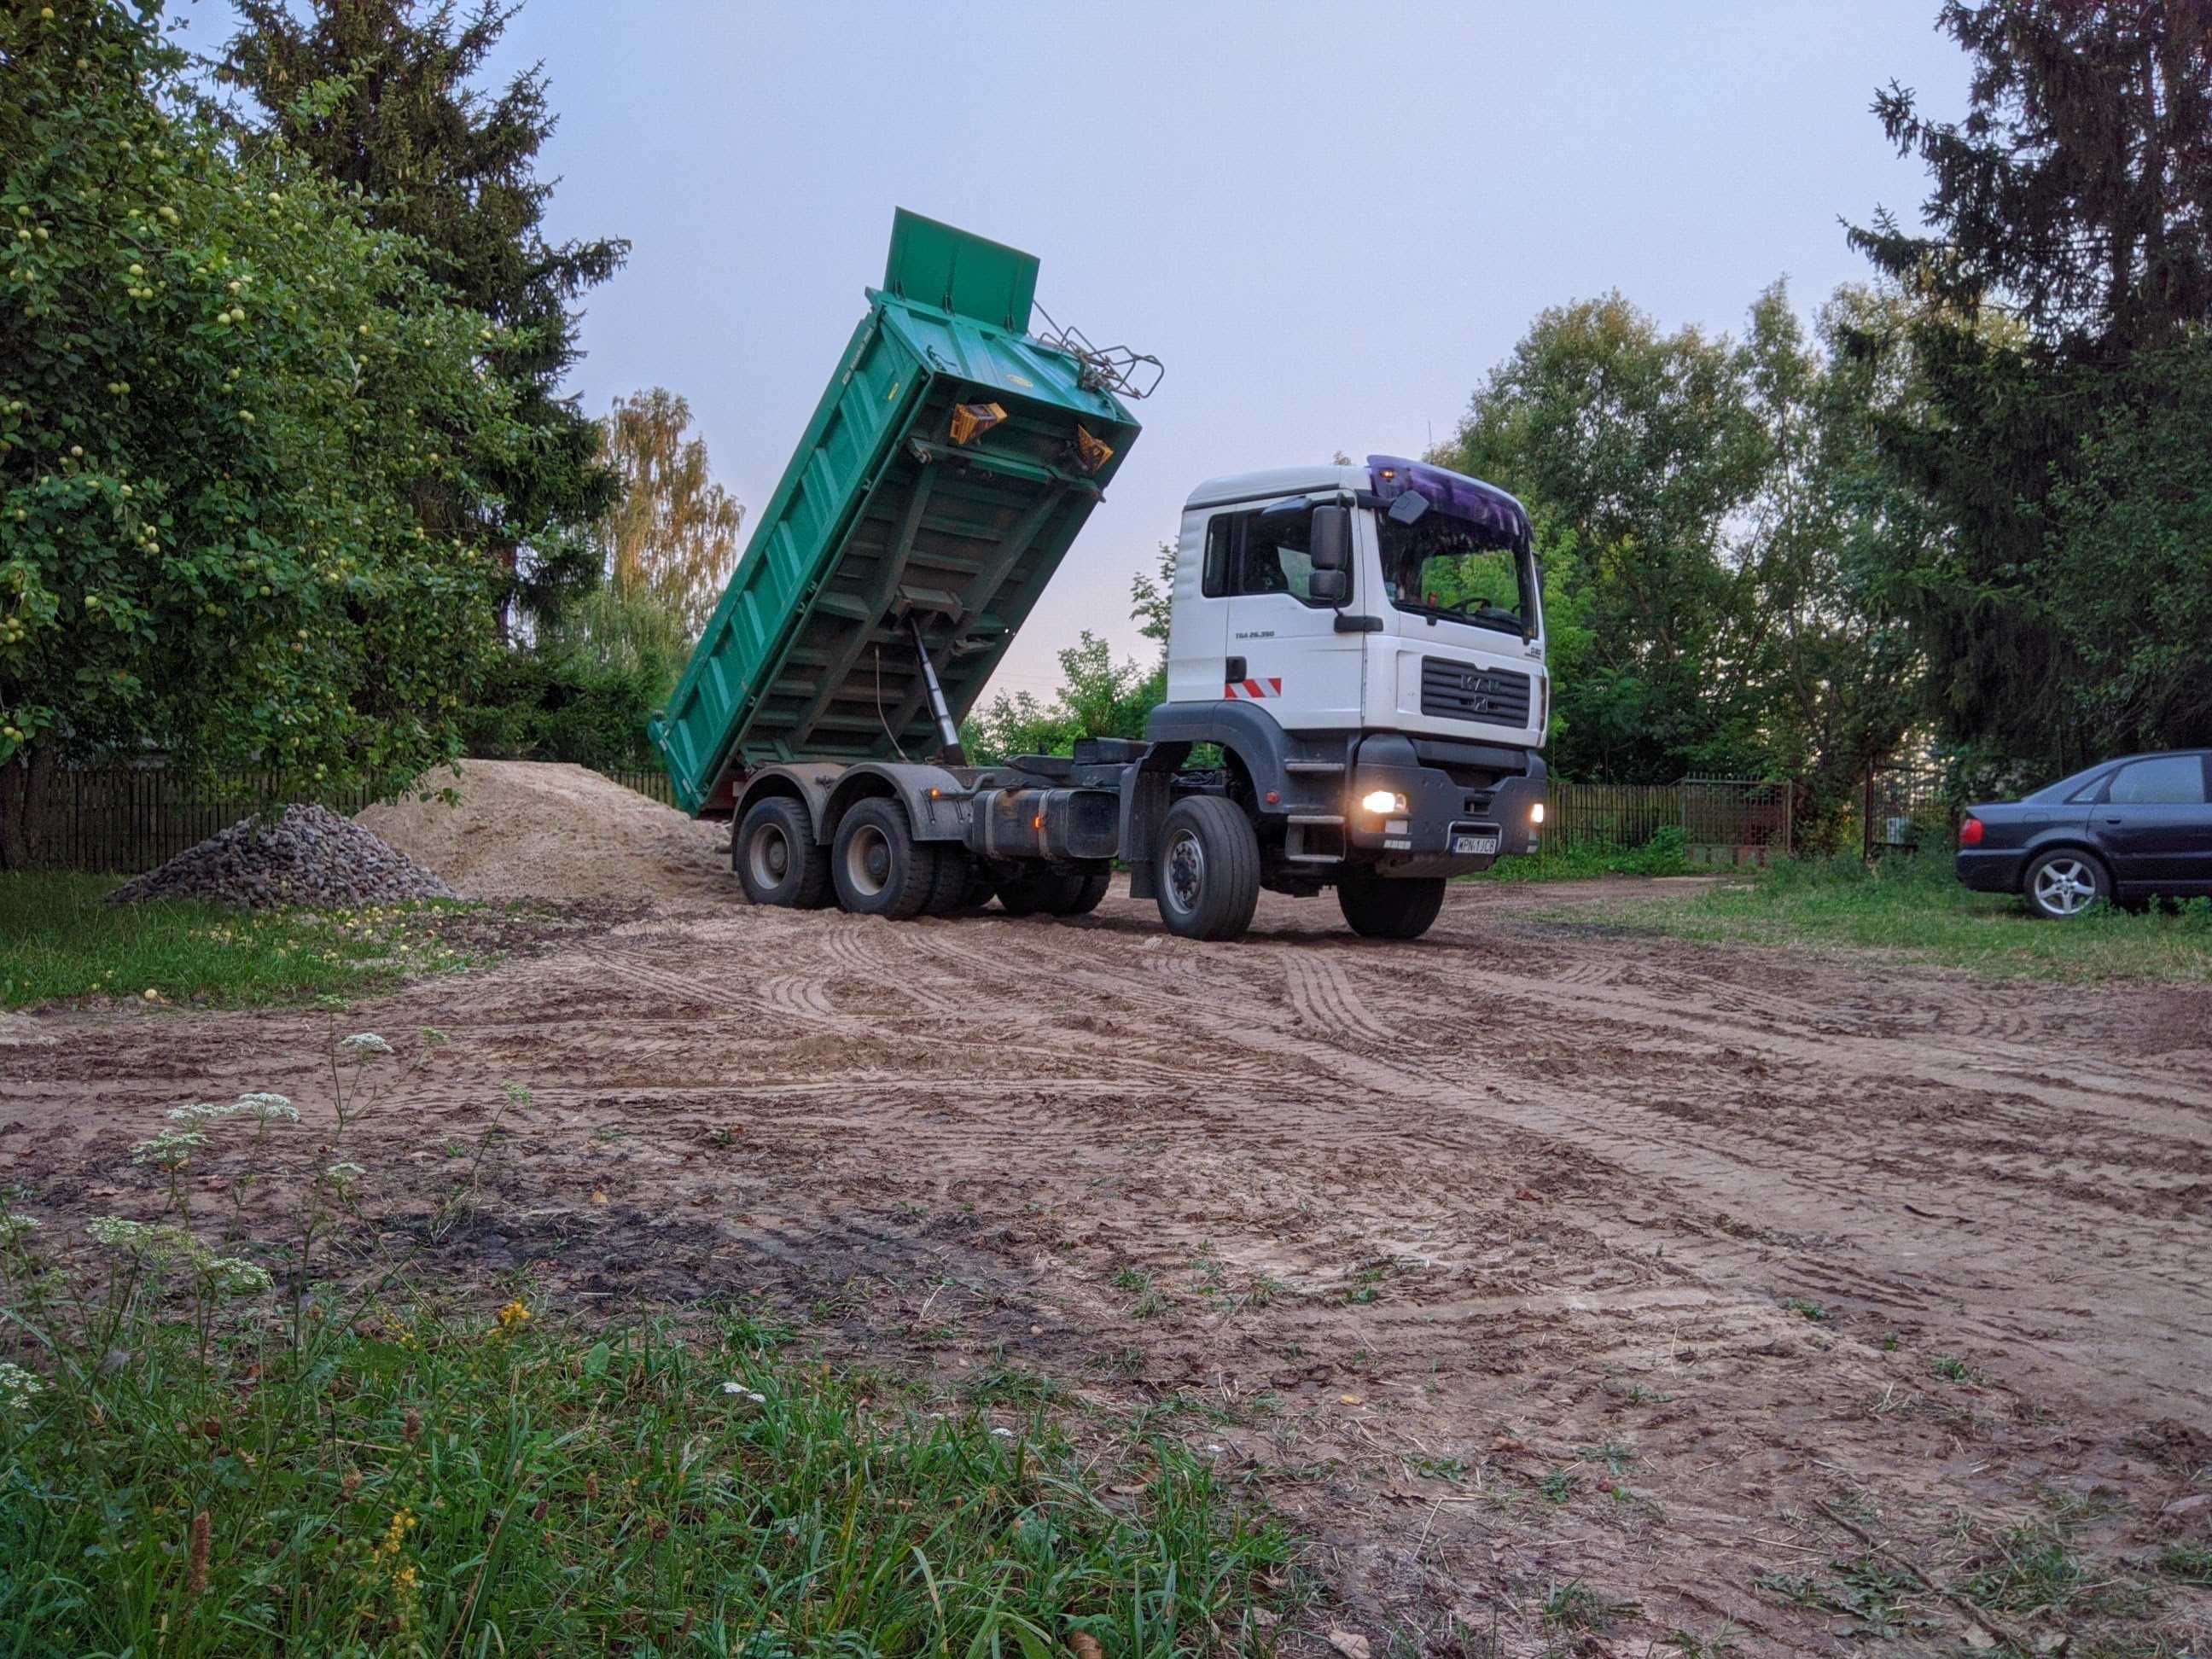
(1531, 801, 1546, 824)
(1359, 789, 1407, 815)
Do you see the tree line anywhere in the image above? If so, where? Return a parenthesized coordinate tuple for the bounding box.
(9, 3, 2209, 865)
(0, 0, 740, 866)
(975, 1, 2212, 847)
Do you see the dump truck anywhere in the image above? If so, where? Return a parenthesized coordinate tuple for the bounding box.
(651, 210, 1549, 942)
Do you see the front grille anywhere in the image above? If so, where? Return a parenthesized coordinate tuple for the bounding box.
(1420, 658, 1532, 727)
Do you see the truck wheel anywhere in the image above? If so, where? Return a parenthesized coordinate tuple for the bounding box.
(736, 798, 832, 909)
(923, 843, 978, 916)
(1061, 866, 1112, 917)
(1155, 796, 1260, 941)
(993, 868, 1062, 917)
(831, 799, 938, 920)
(1336, 868, 1446, 940)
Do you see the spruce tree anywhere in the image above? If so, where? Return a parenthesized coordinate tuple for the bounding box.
(1848, 0, 2212, 777)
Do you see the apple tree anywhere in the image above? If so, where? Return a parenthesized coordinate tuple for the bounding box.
(0, 1, 522, 866)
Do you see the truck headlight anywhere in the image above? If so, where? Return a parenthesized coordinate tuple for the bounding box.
(1360, 789, 1406, 815)
(1531, 801, 1545, 824)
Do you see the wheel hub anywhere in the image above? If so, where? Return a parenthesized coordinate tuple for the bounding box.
(748, 825, 791, 889)
(2034, 859, 2096, 916)
(1165, 829, 1205, 914)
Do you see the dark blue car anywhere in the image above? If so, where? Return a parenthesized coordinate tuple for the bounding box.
(1956, 750, 2212, 918)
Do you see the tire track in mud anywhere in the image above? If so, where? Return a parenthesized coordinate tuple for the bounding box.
(1025, 919, 2212, 1415)
(1278, 946, 1401, 1047)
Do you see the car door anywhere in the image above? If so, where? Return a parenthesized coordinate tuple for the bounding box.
(1219, 499, 1363, 730)
(2093, 754, 2211, 892)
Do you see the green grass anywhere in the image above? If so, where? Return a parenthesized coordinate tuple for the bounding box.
(0, 872, 484, 1010)
(0, 1300, 1289, 1656)
(1548, 852, 2212, 981)
(1467, 824, 1692, 883)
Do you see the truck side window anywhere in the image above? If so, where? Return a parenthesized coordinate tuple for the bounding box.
(1201, 515, 1237, 597)
(1203, 504, 1340, 607)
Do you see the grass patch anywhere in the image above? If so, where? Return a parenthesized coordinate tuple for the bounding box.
(0, 871, 486, 1010)
(0, 1304, 1287, 1656)
(2154, 1544, 2212, 1586)
(1541, 1578, 1635, 1631)
(1468, 825, 1691, 883)
(1549, 853, 2212, 982)
(0, 1030, 1290, 1655)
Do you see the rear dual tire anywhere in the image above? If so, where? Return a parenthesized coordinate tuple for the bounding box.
(830, 799, 938, 920)
(998, 863, 1112, 919)
(736, 798, 834, 910)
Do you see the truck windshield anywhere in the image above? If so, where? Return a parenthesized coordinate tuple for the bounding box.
(1377, 513, 1534, 637)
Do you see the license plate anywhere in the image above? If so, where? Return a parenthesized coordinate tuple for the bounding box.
(1452, 833, 1500, 856)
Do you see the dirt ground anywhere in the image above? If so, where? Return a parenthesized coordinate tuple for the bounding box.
(6, 875, 2209, 1654)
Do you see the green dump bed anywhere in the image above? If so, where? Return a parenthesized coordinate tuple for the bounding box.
(651, 212, 1143, 814)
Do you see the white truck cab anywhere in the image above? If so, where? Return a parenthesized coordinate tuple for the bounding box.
(1165, 457, 1548, 750)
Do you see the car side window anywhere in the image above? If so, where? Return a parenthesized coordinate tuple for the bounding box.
(1201, 504, 1339, 607)
(2107, 755, 2208, 805)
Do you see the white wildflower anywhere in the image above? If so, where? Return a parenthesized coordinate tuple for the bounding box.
(130, 1126, 207, 1169)
(0, 1361, 44, 1411)
(720, 1381, 766, 1403)
(339, 1033, 393, 1057)
(323, 1161, 366, 1189)
(233, 1092, 299, 1124)
(991, 1426, 1016, 1439)
(0, 1212, 38, 1244)
(165, 1102, 226, 1122)
(201, 1255, 274, 1296)
(86, 1216, 184, 1255)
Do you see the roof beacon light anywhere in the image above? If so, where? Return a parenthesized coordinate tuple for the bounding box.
(949, 402, 1005, 446)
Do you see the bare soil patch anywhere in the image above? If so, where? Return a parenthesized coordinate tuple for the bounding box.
(7, 879, 2209, 1653)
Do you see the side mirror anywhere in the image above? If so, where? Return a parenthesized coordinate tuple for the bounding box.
(1308, 568, 1349, 604)
(1310, 504, 1351, 572)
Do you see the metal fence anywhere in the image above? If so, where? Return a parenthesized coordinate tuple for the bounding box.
(18, 763, 1790, 876)
(15, 763, 678, 875)
(1545, 777, 1794, 865)
(1544, 781, 1682, 851)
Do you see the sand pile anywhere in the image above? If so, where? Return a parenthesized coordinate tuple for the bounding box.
(108, 804, 458, 910)
(356, 760, 729, 902)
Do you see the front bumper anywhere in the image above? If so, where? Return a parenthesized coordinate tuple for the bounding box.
(1345, 745, 1545, 873)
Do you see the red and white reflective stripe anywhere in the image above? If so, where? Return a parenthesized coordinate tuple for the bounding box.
(1223, 678, 1284, 701)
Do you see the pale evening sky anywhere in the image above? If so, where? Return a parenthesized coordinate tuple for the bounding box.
(180, 1, 1971, 705)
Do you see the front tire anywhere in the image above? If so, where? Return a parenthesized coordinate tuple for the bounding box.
(2023, 849, 2110, 920)
(1336, 868, 1445, 940)
(831, 799, 938, 920)
(1155, 796, 1260, 941)
(736, 798, 832, 909)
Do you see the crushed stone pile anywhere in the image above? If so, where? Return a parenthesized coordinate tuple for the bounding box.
(354, 759, 728, 903)
(108, 803, 458, 911)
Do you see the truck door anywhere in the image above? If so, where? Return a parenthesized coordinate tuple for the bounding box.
(1215, 500, 1363, 730)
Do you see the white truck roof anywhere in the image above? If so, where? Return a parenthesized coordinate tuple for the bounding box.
(1183, 463, 1371, 510)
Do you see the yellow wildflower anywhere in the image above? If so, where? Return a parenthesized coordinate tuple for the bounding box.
(495, 1300, 530, 1335)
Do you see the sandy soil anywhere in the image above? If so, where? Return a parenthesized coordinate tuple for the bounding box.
(355, 760, 728, 902)
(5, 878, 2209, 1653)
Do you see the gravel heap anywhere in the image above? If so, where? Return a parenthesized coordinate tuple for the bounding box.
(108, 803, 459, 911)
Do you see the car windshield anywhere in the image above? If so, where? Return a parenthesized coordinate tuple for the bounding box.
(1377, 513, 1533, 637)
